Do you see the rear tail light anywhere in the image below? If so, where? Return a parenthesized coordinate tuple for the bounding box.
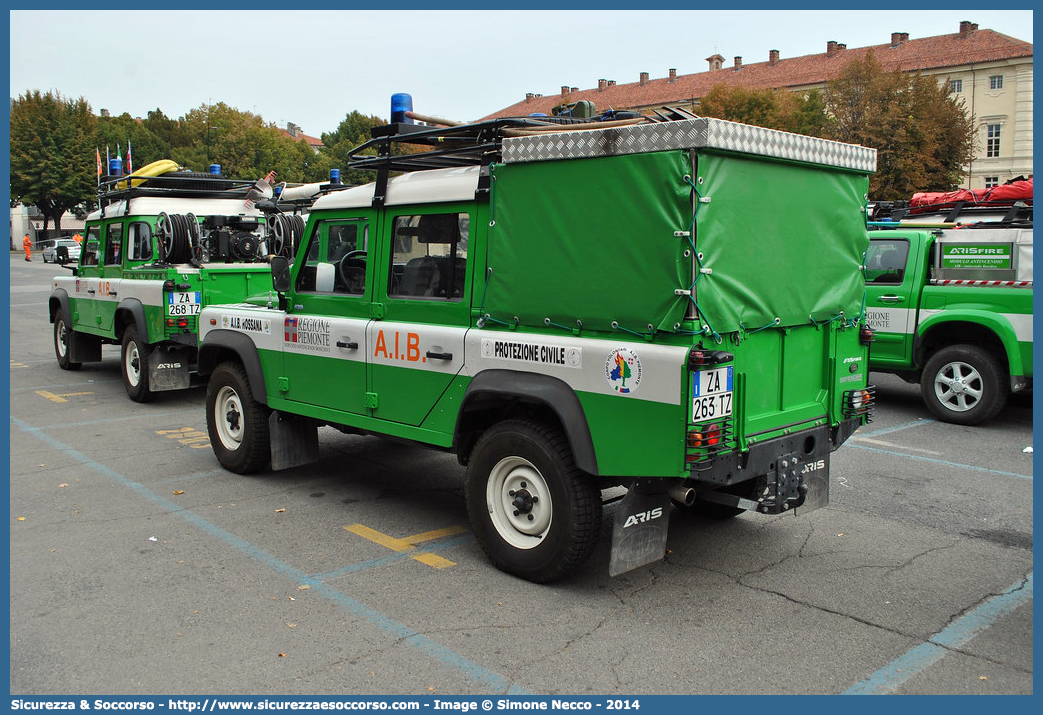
(859, 325, 875, 345)
(687, 423, 722, 448)
(843, 385, 876, 421)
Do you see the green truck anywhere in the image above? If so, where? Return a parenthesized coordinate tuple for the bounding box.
(197, 110, 877, 582)
(865, 219, 1033, 425)
(48, 170, 310, 402)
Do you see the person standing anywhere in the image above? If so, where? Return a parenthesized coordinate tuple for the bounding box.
(23, 233, 32, 262)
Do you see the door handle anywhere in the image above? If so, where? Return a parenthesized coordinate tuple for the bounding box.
(107, 291, 118, 296)
(878, 295, 905, 304)
(86, 289, 96, 294)
(336, 341, 359, 350)
(426, 351, 453, 361)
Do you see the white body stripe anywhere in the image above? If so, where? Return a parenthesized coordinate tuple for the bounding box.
(201, 306, 689, 405)
(919, 309, 1033, 343)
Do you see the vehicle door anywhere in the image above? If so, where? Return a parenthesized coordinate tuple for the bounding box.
(70, 224, 103, 333)
(281, 216, 372, 416)
(367, 208, 473, 427)
(864, 234, 922, 366)
(95, 220, 125, 331)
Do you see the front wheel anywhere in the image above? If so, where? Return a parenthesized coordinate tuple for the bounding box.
(53, 313, 82, 371)
(121, 327, 155, 403)
(205, 362, 271, 474)
(921, 345, 1007, 425)
(466, 419, 602, 583)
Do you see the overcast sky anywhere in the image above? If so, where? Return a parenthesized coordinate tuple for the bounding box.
(9, 8, 1034, 140)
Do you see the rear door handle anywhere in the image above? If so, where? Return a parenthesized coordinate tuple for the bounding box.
(426, 351, 453, 361)
(878, 295, 905, 304)
(336, 341, 359, 350)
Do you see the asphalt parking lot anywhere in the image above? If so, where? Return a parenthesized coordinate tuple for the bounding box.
(9, 253, 1033, 695)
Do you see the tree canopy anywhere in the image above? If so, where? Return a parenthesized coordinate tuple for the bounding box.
(10, 91, 98, 230)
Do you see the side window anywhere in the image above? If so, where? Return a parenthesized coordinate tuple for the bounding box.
(127, 222, 153, 261)
(866, 239, 909, 285)
(104, 223, 124, 266)
(388, 213, 468, 300)
(82, 226, 101, 266)
(294, 219, 368, 295)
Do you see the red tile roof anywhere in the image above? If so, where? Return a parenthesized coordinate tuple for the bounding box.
(483, 25, 1032, 120)
(282, 128, 324, 148)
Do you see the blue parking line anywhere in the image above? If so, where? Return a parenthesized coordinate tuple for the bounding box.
(858, 418, 935, 438)
(11, 415, 530, 695)
(847, 444, 1032, 480)
(843, 574, 1033, 694)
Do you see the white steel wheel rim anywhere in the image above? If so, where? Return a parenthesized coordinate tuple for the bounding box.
(124, 342, 142, 387)
(55, 319, 69, 358)
(933, 360, 983, 412)
(214, 385, 245, 450)
(486, 456, 553, 550)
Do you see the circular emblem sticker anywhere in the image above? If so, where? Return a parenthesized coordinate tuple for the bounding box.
(605, 348, 642, 395)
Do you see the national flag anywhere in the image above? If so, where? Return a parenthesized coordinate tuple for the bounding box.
(96, 148, 102, 177)
(126, 139, 133, 174)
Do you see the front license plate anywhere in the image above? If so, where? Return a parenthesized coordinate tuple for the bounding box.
(167, 292, 201, 316)
(692, 366, 733, 421)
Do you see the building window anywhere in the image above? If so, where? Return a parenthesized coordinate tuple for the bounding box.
(983, 176, 1000, 188)
(986, 124, 1001, 158)
(989, 75, 1004, 90)
(949, 79, 963, 93)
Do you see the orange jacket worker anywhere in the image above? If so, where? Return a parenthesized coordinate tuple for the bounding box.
(23, 234, 32, 262)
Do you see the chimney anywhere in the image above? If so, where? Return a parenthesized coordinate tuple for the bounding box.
(561, 85, 570, 97)
(287, 122, 300, 138)
(838, 43, 847, 50)
(827, 40, 839, 57)
(769, 49, 780, 65)
(639, 72, 649, 85)
(598, 79, 608, 90)
(525, 93, 535, 102)
(733, 56, 743, 70)
(607, 80, 616, 87)
(571, 87, 578, 93)
(100, 108, 110, 117)
(668, 68, 677, 82)
(706, 54, 724, 71)
(890, 32, 904, 46)
(959, 20, 978, 36)
(902, 33, 909, 42)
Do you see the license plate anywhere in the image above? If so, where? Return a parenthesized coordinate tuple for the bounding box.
(167, 292, 201, 316)
(692, 366, 733, 421)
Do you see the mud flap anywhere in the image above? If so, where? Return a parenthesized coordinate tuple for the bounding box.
(798, 453, 829, 513)
(609, 480, 672, 577)
(269, 411, 319, 471)
(147, 346, 191, 391)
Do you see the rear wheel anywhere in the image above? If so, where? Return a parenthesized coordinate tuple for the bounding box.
(53, 313, 82, 371)
(921, 344, 1007, 425)
(466, 419, 601, 583)
(121, 327, 155, 403)
(206, 362, 271, 474)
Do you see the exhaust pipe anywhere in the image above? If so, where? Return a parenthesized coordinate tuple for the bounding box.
(668, 483, 696, 506)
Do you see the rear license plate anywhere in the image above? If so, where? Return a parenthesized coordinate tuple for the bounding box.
(167, 292, 201, 316)
(692, 366, 733, 421)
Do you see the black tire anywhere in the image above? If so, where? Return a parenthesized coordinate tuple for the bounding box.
(205, 362, 271, 474)
(120, 327, 155, 403)
(675, 498, 745, 520)
(920, 344, 1007, 425)
(53, 313, 82, 371)
(465, 419, 602, 583)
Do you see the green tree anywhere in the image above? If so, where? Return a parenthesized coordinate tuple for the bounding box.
(96, 112, 170, 174)
(696, 85, 830, 136)
(825, 51, 975, 199)
(320, 110, 389, 185)
(10, 91, 97, 231)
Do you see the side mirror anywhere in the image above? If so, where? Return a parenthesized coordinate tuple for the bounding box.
(271, 256, 291, 292)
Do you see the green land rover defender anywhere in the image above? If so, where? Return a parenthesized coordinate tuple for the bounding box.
(197, 111, 877, 582)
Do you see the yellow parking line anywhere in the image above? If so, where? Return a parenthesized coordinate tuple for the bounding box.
(344, 523, 465, 569)
(36, 390, 93, 403)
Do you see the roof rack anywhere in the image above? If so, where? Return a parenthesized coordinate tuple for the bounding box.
(96, 172, 262, 211)
(344, 106, 703, 174)
(872, 199, 1033, 225)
